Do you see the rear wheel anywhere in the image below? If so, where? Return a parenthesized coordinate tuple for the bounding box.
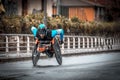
(53, 38, 62, 65)
(32, 44, 40, 66)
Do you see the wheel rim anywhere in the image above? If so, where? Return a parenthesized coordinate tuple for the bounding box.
(54, 39, 62, 65)
(32, 45, 39, 66)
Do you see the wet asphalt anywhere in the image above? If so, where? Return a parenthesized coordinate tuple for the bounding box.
(0, 52, 120, 80)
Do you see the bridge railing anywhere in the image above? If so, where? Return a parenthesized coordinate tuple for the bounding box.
(0, 34, 120, 58)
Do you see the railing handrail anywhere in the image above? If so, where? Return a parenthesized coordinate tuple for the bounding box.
(0, 34, 33, 36)
(0, 34, 113, 38)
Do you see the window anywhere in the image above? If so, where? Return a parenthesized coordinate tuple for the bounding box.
(2, 0, 18, 16)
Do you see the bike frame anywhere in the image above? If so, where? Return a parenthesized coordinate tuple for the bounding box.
(35, 38, 55, 53)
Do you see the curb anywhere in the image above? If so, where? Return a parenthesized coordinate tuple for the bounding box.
(0, 50, 120, 63)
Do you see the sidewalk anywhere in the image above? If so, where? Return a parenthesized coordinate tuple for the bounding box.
(0, 49, 120, 63)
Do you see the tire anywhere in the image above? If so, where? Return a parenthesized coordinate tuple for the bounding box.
(32, 44, 40, 66)
(53, 38, 62, 65)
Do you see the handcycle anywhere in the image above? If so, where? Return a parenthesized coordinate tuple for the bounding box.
(32, 37, 62, 66)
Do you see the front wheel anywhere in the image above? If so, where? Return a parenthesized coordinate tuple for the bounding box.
(53, 38, 62, 65)
(32, 44, 40, 66)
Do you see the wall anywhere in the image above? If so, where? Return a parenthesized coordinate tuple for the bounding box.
(18, 0, 53, 16)
(28, 0, 42, 14)
(47, 0, 53, 17)
(17, 0, 22, 15)
(69, 7, 95, 21)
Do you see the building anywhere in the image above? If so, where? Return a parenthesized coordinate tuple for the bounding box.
(89, 0, 120, 21)
(53, 0, 104, 21)
(2, 0, 53, 16)
(2, 0, 104, 21)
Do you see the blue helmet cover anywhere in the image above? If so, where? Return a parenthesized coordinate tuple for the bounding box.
(38, 24, 45, 29)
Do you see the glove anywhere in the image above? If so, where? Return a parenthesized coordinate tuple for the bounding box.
(34, 37, 38, 40)
(60, 40, 64, 44)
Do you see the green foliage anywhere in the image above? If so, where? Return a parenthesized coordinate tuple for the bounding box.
(0, 14, 120, 37)
(71, 16, 80, 23)
(0, 15, 21, 33)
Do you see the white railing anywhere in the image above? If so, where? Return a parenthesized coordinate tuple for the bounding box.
(0, 34, 120, 58)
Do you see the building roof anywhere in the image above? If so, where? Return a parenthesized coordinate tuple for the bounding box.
(60, 0, 104, 7)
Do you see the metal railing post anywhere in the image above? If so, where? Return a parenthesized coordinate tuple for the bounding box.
(67, 37, 70, 49)
(91, 37, 93, 48)
(83, 37, 85, 48)
(5, 36, 9, 53)
(110, 38, 112, 49)
(61, 38, 64, 54)
(73, 37, 75, 49)
(27, 36, 30, 53)
(119, 38, 120, 48)
(78, 37, 80, 49)
(61, 38, 64, 49)
(98, 37, 101, 49)
(118, 39, 120, 49)
(17, 36, 20, 56)
(101, 37, 104, 49)
(104, 38, 106, 49)
(87, 37, 89, 48)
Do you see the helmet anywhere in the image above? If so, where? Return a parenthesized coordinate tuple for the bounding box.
(38, 24, 46, 29)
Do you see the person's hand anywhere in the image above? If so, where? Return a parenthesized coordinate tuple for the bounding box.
(34, 37, 37, 40)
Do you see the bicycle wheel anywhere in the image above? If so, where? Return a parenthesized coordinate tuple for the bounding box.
(53, 38, 62, 65)
(32, 44, 40, 66)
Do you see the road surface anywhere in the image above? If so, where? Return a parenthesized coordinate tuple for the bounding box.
(0, 52, 120, 80)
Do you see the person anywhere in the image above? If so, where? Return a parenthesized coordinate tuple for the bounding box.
(31, 23, 64, 44)
(31, 23, 64, 57)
